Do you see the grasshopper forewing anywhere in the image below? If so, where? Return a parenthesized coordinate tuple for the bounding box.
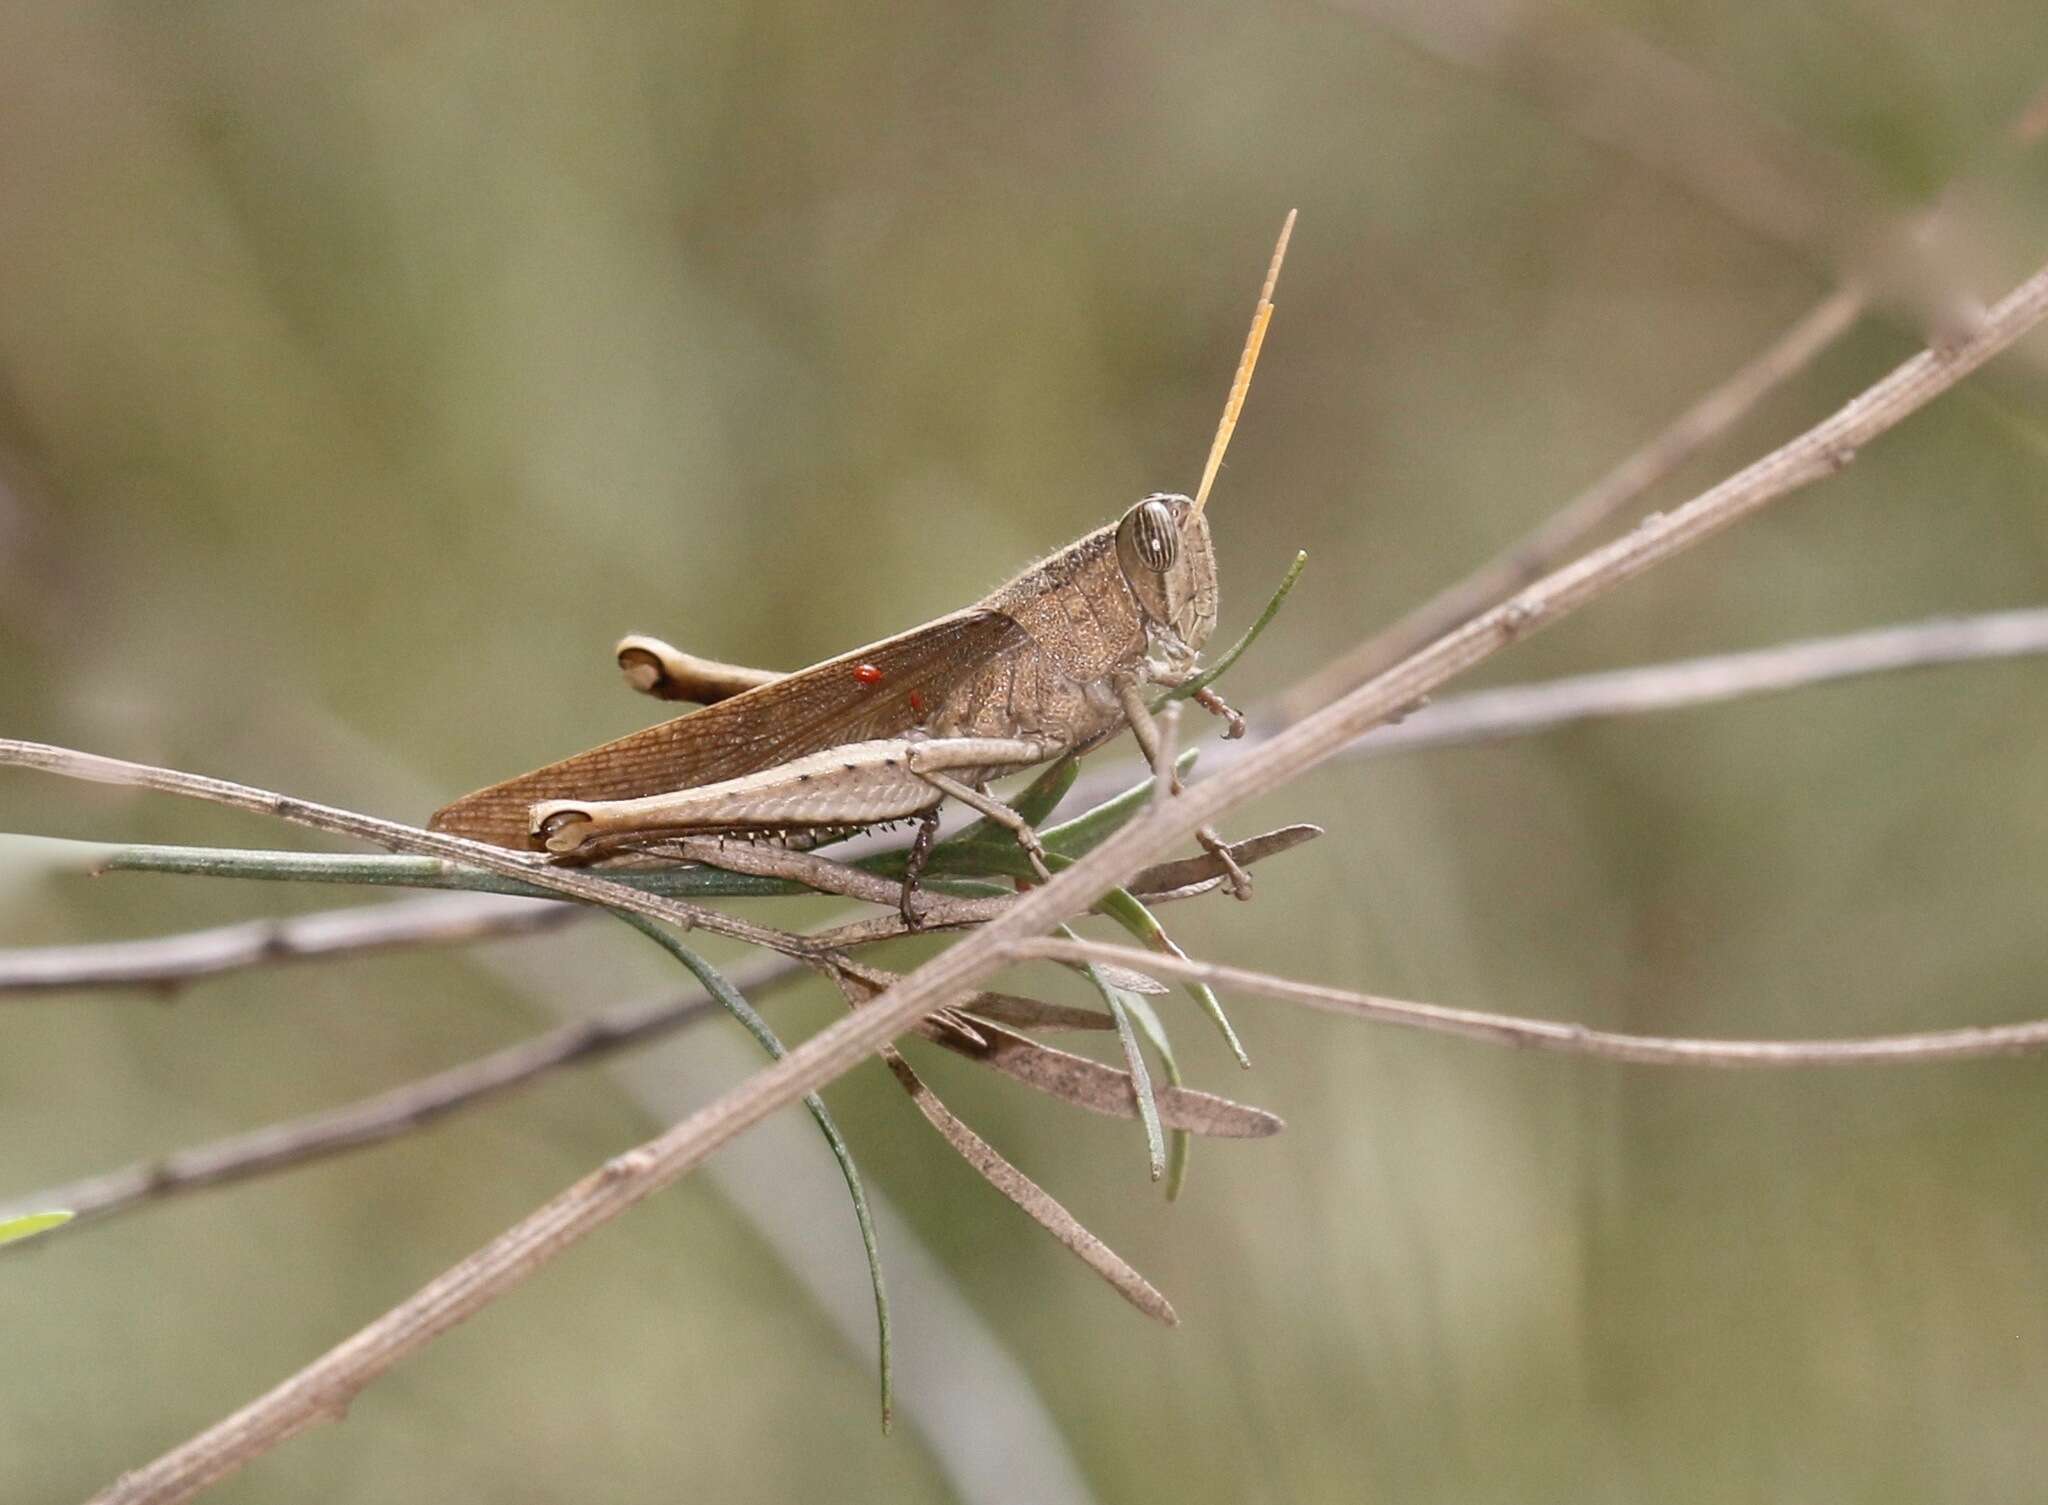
(431, 212, 1295, 890)
(432, 607, 1033, 850)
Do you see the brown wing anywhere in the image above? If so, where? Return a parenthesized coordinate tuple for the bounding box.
(430, 608, 1034, 847)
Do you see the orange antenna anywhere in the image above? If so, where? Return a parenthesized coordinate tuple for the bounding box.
(1191, 208, 1295, 519)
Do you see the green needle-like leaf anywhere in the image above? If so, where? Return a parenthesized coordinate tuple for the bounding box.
(951, 755, 1079, 842)
(1159, 549, 1307, 709)
(613, 914, 893, 1432)
(1040, 749, 1199, 858)
(1117, 994, 1191, 1200)
(1095, 886, 1249, 1068)
(1058, 924, 1165, 1183)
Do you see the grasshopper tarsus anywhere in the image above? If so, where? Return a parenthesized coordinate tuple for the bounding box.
(1193, 686, 1247, 740)
(1197, 828, 1256, 901)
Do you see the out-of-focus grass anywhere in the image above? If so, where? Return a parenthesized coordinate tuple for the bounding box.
(3, 3, 2048, 1501)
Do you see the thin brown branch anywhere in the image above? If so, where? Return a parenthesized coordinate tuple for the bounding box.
(75, 258, 2048, 1504)
(0, 741, 829, 963)
(1351, 606, 2048, 756)
(0, 946, 1274, 1240)
(1012, 940, 2048, 1067)
(1063, 607, 2048, 816)
(1277, 285, 1866, 718)
(664, 836, 1000, 927)
(830, 963, 1188, 1319)
(799, 826, 1321, 949)
(0, 983, 747, 1231)
(0, 893, 573, 997)
(656, 828, 1311, 927)
(19, 593, 2046, 1002)
(957, 994, 1115, 1031)
(882, 974, 1281, 1134)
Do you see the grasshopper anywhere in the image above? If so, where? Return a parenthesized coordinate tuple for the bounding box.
(431, 213, 1295, 918)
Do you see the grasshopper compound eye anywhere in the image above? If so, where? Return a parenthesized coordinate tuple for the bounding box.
(1127, 495, 1181, 573)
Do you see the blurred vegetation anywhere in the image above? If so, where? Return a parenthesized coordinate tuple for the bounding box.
(3, 3, 2048, 1501)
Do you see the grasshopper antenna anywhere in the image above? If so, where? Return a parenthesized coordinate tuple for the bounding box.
(1191, 207, 1296, 519)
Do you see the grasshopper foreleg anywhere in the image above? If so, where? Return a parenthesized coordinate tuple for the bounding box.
(1116, 680, 1253, 901)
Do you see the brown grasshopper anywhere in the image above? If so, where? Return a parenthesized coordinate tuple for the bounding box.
(431, 213, 1296, 916)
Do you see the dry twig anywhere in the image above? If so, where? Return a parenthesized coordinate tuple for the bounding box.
(10, 610, 2046, 998)
(0, 955, 1276, 1238)
(880, 1047, 1177, 1323)
(0, 893, 572, 997)
(0, 742, 829, 963)
(1350, 606, 2048, 756)
(1013, 940, 2048, 1068)
(0, 987, 735, 1229)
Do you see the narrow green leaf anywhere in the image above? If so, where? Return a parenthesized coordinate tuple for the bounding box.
(1095, 887, 1250, 1069)
(955, 755, 1080, 839)
(1158, 549, 1308, 708)
(1040, 749, 1199, 859)
(613, 914, 893, 1432)
(0, 1210, 73, 1247)
(1118, 995, 1191, 1200)
(1059, 924, 1164, 1182)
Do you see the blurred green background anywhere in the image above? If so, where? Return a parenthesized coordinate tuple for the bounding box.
(4, 2, 2048, 1500)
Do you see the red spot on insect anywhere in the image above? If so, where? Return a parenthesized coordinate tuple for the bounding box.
(852, 663, 884, 687)
(908, 689, 927, 718)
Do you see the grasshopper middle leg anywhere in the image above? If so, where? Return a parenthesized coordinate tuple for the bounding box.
(902, 738, 1059, 883)
(909, 767, 1056, 883)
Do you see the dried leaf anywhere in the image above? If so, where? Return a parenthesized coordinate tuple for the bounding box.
(1127, 824, 1322, 899)
(932, 1016, 1283, 1138)
(960, 992, 1116, 1032)
(883, 1047, 1176, 1325)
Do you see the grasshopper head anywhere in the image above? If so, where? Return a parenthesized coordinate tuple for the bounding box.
(1115, 492, 1219, 660)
